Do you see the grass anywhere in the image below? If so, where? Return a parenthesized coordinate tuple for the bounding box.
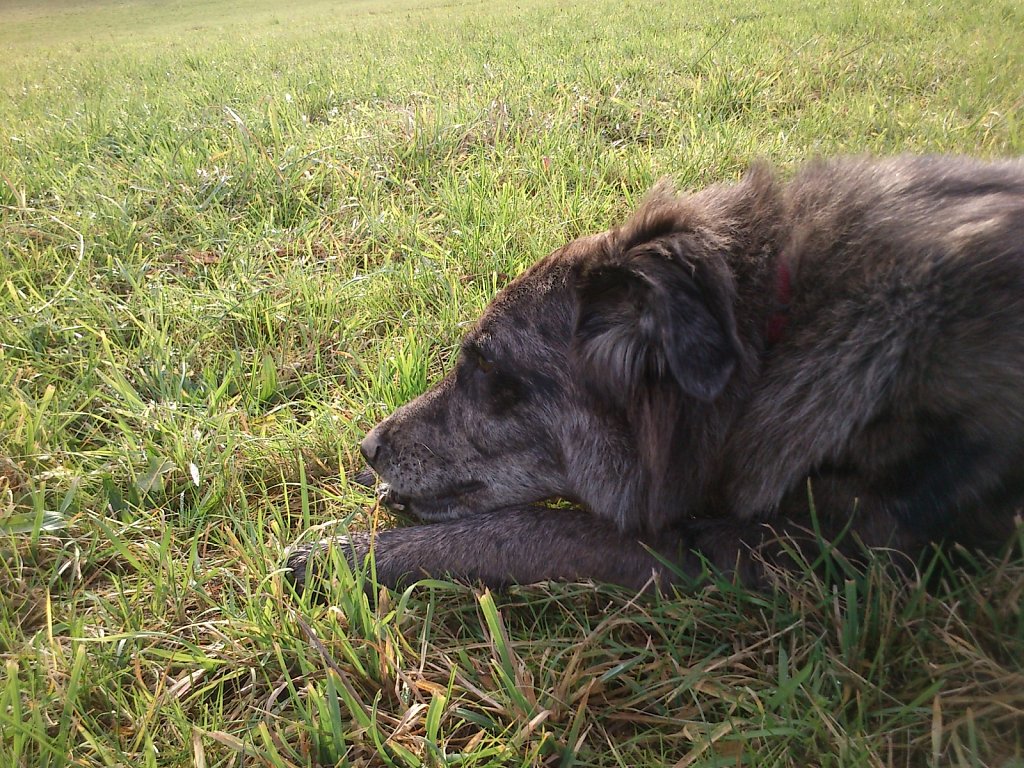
(1, 0, 1023, 764)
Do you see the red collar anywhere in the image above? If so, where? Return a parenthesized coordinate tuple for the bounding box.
(764, 259, 792, 346)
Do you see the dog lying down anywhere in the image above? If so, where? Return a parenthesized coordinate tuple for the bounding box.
(288, 154, 1024, 593)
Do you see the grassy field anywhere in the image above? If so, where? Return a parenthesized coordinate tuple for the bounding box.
(2, 0, 1023, 765)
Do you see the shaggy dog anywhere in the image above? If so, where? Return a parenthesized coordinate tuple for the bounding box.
(289, 155, 1024, 591)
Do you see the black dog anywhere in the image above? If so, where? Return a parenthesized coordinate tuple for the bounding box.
(290, 155, 1024, 591)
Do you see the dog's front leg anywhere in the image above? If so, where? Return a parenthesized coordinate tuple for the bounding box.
(286, 506, 692, 593)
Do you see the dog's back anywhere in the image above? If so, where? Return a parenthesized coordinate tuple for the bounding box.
(723, 156, 1024, 554)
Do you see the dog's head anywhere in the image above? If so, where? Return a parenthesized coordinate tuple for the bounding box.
(361, 177, 769, 530)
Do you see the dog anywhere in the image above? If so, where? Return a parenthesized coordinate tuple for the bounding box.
(287, 155, 1024, 593)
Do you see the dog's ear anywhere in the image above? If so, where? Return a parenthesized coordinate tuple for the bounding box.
(573, 246, 738, 402)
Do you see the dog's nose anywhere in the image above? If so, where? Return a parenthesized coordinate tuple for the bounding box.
(360, 429, 384, 467)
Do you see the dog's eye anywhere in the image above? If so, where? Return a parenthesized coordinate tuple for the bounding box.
(475, 352, 495, 375)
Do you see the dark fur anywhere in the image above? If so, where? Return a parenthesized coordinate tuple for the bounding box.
(288, 155, 1024, 592)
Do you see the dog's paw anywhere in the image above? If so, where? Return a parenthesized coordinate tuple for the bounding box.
(284, 533, 373, 596)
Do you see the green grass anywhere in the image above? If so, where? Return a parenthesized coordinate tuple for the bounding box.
(2, 0, 1023, 764)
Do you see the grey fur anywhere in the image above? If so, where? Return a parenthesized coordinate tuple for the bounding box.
(288, 155, 1024, 593)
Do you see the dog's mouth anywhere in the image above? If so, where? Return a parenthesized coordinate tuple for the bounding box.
(378, 480, 487, 522)
(351, 466, 488, 521)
